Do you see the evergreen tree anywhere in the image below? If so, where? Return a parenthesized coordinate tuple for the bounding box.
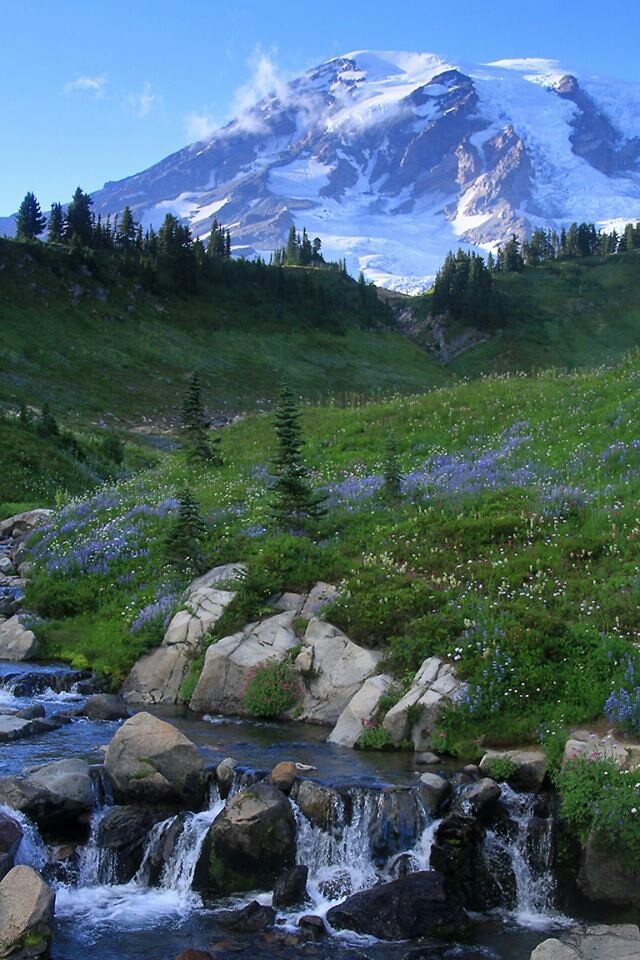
(66, 187, 94, 246)
(163, 488, 207, 572)
(18, 402, 31, 426)
(16, 192, 46, 241)
(179, 372, 221, 464)
(47, 203, 65, 244)
(36, 402, 60, 438)
(116, 206, 136, 250)
(269, 381, 326, 530)
(382, 433, 402, 501)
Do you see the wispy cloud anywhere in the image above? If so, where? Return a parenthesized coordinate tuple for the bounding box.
(184, 110, 219, 142)
(64, 74, 107, 98)
(232, 47, 288, 115)
(124, 82, 161, 119)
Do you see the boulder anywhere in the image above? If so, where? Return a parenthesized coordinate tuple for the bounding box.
(208, 782, 296, 893)
(454, 778, 501, 820)
(215, 900, 276, 932)
(0, 814, 22, 882)
(530, 925, 640, 959)
(326, 870, 468, 940)
(300, 582, 339, 620)
(0, 617, 38, 662)
(296, 619, 381, 725)
(81, 694, 129, 722)
(430, 814, 489, 911)
(268, 762, 297, 794)
(189, 611, 300, 715)
(0, 865, 55, 958)
(562, 731, 631, 769)
(415, 752, 441, 765)
(480, 749, 547, 791)
(297, 915, 326, 941)
(0, 510, 52, 541)
(96, 806, 162, 884)
(0, 559, 14, 577)
(578, 829, 640, 906)
(382, 657, 467, 749)
(418, 773, 451, 815)
(0, 759, 94, 834)
(272, 864, 308, 908)
(103, 712, 206, 808)
(215, 758, 237, 799)
(290, 779, 338, 830)
(328, 674, 396, 748)
(122, 566, 244, 705)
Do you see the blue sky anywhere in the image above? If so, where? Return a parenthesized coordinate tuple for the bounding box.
(2, 0, 639, 214)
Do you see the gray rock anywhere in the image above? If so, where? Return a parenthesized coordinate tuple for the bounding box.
(0, 558, 15, 577)
(96, 806, 162, 884)
(215, 900, 276, 932)
(300, 582, 339, 619)
(454, 777, 501, 820)
(0, 616, 38, 661)
(28, 758, 94, 812)
(82, 694, 129, 721)
(215, 757, 238, 799)
(480, 749, 547, 791)
(415, 751, 441, 765)
(328, 674, 396, 748)
(290, 779, 339, 830)
(0, 509, 52, 540)
(273, 864, 309, 908)
(189, 610, 300, 715)
(104, 712, 206, 808)
(0, 813, 22, 882)
(530, 924, 640, 959)
(578, 829, 640, 906)
(563, 731, 631, 769)
(0, 865, 55, 958)
(418, 772, 451, 814)
(382, 657, 467, 749)
(296, 619, 381, 725)
(208, 782, 296, 893)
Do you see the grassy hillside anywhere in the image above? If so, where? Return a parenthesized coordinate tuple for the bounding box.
(0, 238, 451, 424)
(406, 250, 640, 375)
(25, 352, 640, 761)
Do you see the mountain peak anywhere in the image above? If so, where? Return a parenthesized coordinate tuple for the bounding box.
(4, 51, 640, 292)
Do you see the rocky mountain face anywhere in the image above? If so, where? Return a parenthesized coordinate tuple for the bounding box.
(4, 51, 640, 291)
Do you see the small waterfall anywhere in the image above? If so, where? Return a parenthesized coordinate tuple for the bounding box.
(294, 785, 435, 913)
(77, 807, 116, 886)
(136, 796, 225, 894)
(483, 784, 559, 927)
(2, 805, 48, 871)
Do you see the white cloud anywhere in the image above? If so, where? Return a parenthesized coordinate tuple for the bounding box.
(184, 110, 219, 142)
(64, 74, 107, 97)
(125, 82, 161, 119)
(232, 47, 288, 116)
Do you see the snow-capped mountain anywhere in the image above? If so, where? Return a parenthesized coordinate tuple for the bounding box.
(7, 51, 640, 292)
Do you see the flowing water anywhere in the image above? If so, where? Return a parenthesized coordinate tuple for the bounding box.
(1, 661, 572, 959)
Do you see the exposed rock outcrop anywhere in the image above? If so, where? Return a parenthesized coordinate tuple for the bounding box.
(0, 759, 94, 834)
(577, 829, 640, 907)
(296, 619, 381, 725)
(189, 611, 300, 715)
(382, 656, 467, 749)
(122, 563, 244, 705)
(328, 674, 395, 747)
(480, 749, 547, 791)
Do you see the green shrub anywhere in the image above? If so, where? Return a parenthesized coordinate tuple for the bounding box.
(242, 659, 301, 718)
(481, 757, 518, 782)
(557, 758, 640, 868)
(356, 724, 394, 751)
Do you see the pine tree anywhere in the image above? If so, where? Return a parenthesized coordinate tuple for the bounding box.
(382, 433, 402, 501)
(163, 488, 207, 572)
(269, 381, 326, 530)
(36, 403, 60, 438)
(16, 192, 46, 241)
(179, 373, 221, 464)
(66, 187, 94, 246)
(116, 206, 136, 250)
(47, 203, 65, 244)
